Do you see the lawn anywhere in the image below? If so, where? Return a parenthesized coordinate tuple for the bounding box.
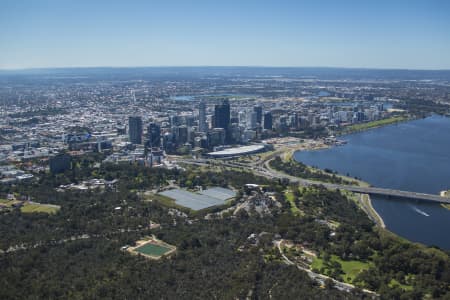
(1, 199, 60, 214)
(311, 254, 372, 283)
(0, 199, 21, 207)
(21, 203, 60, 214)
(344, 116, 407, 132)
(285, 190, 303, 215)
(389, 279, 413, 291)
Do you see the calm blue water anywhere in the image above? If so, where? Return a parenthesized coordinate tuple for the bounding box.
(170, 95, 195, 101)
(294, 115, 450, 249)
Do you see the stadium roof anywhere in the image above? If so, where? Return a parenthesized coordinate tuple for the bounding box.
(207, 144, 266, 157)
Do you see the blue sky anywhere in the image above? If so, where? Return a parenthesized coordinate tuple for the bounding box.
(1, 0, 449, 69)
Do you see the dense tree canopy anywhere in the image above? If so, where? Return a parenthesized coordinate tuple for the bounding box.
(0, 161, 448, 299)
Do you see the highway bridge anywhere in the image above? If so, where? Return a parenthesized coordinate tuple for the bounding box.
(261, 165, 450, 204)
(315, 184, 450, 204)
(177, 158, 450, 204)
(266, 170, 450, 204)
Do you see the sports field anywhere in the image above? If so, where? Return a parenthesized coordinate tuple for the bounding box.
(135, 243, 172, 257)
(126, 236, 176, 260)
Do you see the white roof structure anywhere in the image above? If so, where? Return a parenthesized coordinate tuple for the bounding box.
(199, 187, 236, 201)
(207, 144, 266, 157)
(159, 187, 236, 210)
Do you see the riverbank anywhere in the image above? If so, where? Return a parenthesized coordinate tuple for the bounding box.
(290, 116, 415, 168)
(272, 117, 411, 160)
(270, 151, 381, 226)
(338, 115, 411, 135)
(292, 115, 450, 249)
(359, 194, 386, 228)
(288, 148, 369, 187)
(441, 204, 450, 211)
(439, 190, 450, 210)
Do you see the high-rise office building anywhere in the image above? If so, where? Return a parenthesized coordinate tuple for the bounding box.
(238, 111, 247, 126)
(247, 110, 257, 129)
(263, 111, 273, 130)
(147, 123, 161, 148)
(214, 99, 230, 129)
(176, 125, 189, 144)
(289, 113, 299, 129)
(253, 105, 262, 125)
(207, 128, 226, 147)
(128, 116, 143, 144)
(214, 99, 231, 143)
(170, 115, 182, 127)
(198, 101, 207, 132)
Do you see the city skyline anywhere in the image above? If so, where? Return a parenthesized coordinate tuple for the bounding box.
(1, 1, 450, 296)
(1, 0, 450, 70)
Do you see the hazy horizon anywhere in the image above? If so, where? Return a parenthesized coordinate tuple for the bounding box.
(2, 65, 450, 72)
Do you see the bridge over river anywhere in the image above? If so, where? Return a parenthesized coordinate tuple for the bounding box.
(177, 158, 450, 204)
(260, 161, 450, 204)
(317, 184, 450, 204)
(263, 169, 450, 204)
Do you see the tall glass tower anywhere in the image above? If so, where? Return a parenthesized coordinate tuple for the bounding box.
(128, 116, 142, 144)
(198, 101, 207, 132)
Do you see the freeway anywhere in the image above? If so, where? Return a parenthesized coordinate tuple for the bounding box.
(262, 161, 450, 204)
(321, 184, 450, 204)
(177, 157, 450, 204)
(262, 159, 450, 204)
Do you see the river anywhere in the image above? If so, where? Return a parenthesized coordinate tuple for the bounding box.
(294, 115, 450, 249)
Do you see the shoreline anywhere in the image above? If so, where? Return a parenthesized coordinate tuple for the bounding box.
(360, 193, 386, 228)
(289, 116, 418, 229)
(284, 149, 387, 227)
(288, 115, 450, 248)
(291, 116, 416, 162)
(441, 203, 450, 211)
(335, 115, 413, 137)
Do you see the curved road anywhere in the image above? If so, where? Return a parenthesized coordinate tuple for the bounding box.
(181, 156, 450, 204)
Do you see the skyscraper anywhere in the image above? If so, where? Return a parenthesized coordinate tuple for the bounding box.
(263, 111, 273, 130)
(247, 110, 257, 129)
(253, 105, 262, 125)
(128, 116, 143, 144)
(214, 99, 230, 129)
(198, 101, 207, 132)
(176, 125, 189, 144)
(214, 99, 231, 143)
(147, 122, 161, 148)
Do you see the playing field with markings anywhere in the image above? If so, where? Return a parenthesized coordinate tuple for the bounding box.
(126, 236, 177, 260)
(135, 243, 172, 257)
